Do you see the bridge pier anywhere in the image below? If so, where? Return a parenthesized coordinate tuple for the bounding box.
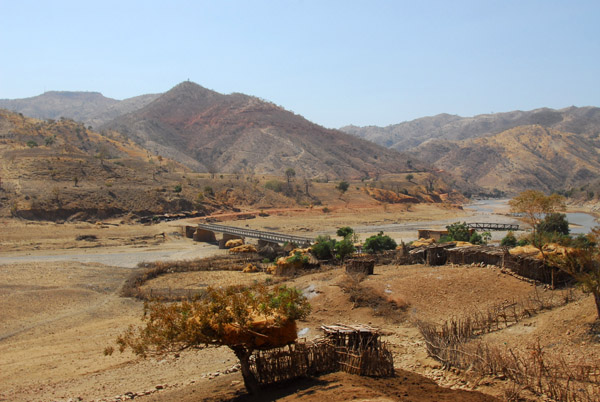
(219, 233, 245, 249)
(193, 228, 217, 243)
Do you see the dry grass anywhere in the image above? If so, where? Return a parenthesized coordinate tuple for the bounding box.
(337, 273, 409, 321)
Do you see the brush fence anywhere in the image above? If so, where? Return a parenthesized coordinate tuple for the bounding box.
(249, 324, 394, 386)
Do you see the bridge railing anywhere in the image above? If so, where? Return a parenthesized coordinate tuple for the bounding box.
(466, 223, 520, 231)
(197, 223, 314, 244)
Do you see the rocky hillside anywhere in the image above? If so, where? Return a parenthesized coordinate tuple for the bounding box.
(100, 82, 421, 179)
(0, 91, 160, 127)
(341, 106, 600, 151)
(0, 110, 228, 220)
(412, 125, 600, 194)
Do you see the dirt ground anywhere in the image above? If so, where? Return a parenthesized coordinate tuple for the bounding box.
(1, 204, 599, 401)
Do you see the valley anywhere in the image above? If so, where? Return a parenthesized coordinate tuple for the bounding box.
(1, 82, 599, 402)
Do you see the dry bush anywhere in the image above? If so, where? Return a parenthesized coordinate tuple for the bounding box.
(338, 273, 409, 320)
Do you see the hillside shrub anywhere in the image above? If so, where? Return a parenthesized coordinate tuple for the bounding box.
(265, 180, 284, 193)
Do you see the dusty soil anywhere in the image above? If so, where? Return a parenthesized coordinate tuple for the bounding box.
(1, 204, 599, 402)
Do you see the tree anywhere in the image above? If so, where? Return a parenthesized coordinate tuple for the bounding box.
(537, 212, 570, 236)
(285, 168, 296, 190)
(446, 222, 471, 242)
(108, 285, 310, 394)
(336, 181, 349, 198)
(336, 226, 354, 239)
(311, 235, 337, 260)
(509, 190, 566, 250)
(405, 174, 414, 183)
(335, 238, 356, 261)
(364, 232, 397, 253)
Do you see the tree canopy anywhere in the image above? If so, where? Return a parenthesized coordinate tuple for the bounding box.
(108, 284, 310, 393)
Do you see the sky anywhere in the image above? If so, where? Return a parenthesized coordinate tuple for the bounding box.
(1, 0, 599, 128)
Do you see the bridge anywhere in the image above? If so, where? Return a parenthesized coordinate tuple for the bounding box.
(467, 222, 520, 231)
(196, 223, 314, 245)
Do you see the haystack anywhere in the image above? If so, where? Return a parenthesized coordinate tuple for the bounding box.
(229, 244, 257, 253)
(454, 241, 473, 247)
(412, 238, 435, 247)
(225, 239, 245, 248)
(242, 263, 259, 273)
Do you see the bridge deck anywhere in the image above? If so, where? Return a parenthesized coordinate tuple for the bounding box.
(467, 222, 520, 231)
(197, 223, 313, 245)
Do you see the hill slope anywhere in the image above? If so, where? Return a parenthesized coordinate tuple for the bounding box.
(100, 82, 420, 179)
(0, 91, 160, 127)
(0, 109, 219, 220)
(412, 125, 600, 194)
(341, 106, 600, 151)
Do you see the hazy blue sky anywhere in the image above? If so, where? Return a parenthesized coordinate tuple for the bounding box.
(1, 0, 599, 128)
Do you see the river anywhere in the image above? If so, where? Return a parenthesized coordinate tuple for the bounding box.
(466, 199, 598, 234)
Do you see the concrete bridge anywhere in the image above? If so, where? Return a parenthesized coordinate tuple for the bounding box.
(193, 223, 314, 247)
(467, 222, 520, 231)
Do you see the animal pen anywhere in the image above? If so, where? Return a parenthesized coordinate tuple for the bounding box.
(248, 324, 394, 386)
(407, 244, 571, 287)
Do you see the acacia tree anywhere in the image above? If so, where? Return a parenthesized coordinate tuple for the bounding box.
(508, 190, 565, 251)
(107, 285, 310, 394)
(285, 168, 296, 191)
(336, 181, 349, 198)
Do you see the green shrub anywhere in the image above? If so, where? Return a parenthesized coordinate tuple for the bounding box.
(335, 238, 356, 261)
(500, 231, 517, 247)
(516, 238, 530, 247)
(26, 140, 38, 148)
(311, 235, 336, 260)
(336, 226, 354, 239)
(287, 251, 308, 265)
(469, 232, 483, 245)
(446, 222, 471, 242)
(174, 184, 182, 193)
(364, 232, 397, 253)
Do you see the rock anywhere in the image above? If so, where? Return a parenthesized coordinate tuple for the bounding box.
(155, 385, 164, 390)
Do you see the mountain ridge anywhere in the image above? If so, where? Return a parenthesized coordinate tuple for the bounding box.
(341, 106, 600, 151)
(99, 81, 421, 179)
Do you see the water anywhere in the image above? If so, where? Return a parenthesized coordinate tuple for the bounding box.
(466, 199, 598, 235)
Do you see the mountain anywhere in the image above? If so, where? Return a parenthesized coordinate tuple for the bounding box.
(341, 107, 600, 151)
(100, 81, 420, 179)
(0, 91, 160, 127)
(412, 125, 600, 194)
